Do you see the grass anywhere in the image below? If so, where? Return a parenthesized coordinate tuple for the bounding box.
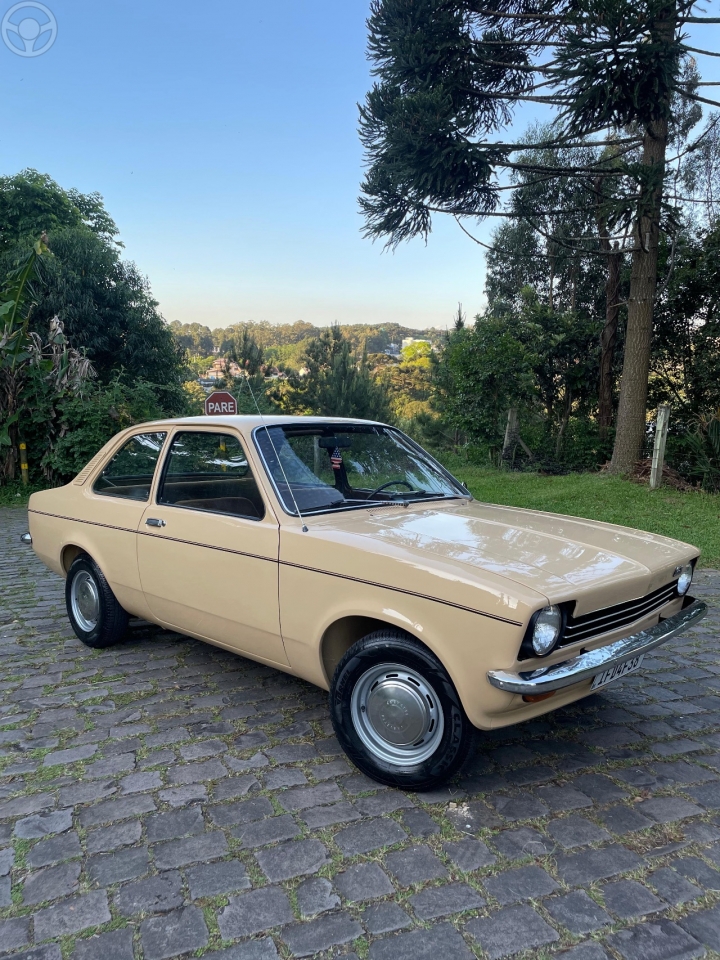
(440, 458, 720, 567)
(3, 463, 719, 566)
(0, 480, 44, 506)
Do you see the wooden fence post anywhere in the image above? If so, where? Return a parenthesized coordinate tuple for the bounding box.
(502, 408, 518, 464)
(650, 405, 670, 490)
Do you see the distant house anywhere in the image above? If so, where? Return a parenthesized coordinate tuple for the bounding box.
(401, 337, 432, 351)
(203, 357, 243, 380)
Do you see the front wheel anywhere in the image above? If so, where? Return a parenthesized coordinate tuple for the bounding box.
(329, 631, 474, 790)
(65, 555, 129, 648)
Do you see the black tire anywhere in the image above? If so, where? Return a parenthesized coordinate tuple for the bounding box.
(329, 630, 474, 790)
(65, 555, 129, 648)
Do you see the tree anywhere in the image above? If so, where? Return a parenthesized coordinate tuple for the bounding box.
(373, 342, 435, 421)
(0, 169, 119, 251)
(0, 171, 184, 392)
(484, 135, 623, 438)
(0, 239, 95, 481)
(280, 325, 392, 421)
(651, 225, 720, 415)
(168, 321, 215, 356)
(435, 291, 603, 460)
(359, 0, 715, 471)
(45, 376, 172, 482)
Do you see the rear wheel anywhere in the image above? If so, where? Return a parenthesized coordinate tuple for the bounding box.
(65, 555, 129, 648)
(329, 630, 474, 790)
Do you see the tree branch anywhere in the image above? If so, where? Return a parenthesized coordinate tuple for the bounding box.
(683, 91, 720, 109)
(488, 135, 641, 152)
(666, 114, 720, 163)
(680, 44, 720, 58)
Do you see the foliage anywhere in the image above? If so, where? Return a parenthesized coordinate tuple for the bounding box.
(684, 410, 720, 492)
(372, 343, 434, 423)
(0, 239, 95, 481)
(651, 226, 720, 415)
(25, 229, 183, 386)
(0, 171, 183, 389)
(0, 170, 190, 486)
(168, 320, 215, 355)
(169, 319, 445, 364)
(0, 169, 119, 251)
(358, 0, 697, 244)
(358, 0, 712, 471)
(42, 377, 178, 482)
(182, 380, 207, 415)
(279, 325, 392, 422)
(434, 292, 602, 462)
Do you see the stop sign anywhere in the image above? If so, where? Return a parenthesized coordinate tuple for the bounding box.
(204, 391, 238, 416)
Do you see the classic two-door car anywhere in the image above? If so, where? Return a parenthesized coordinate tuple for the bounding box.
(25, 415, 707, 788)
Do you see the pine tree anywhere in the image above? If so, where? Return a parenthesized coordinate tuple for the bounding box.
(359, 0, 717, 470)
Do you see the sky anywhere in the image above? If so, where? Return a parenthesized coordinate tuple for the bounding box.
(0, 1, 718, 333)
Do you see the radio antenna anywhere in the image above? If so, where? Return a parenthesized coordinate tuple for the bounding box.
(239, 375, 309, 533)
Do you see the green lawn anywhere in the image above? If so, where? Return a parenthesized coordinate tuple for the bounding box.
(440, 460, 720, 567)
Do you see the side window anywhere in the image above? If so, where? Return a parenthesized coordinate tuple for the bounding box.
(93, 433, 167, 501)
(158, 432, 265, 521)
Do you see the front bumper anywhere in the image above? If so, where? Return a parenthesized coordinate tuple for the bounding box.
(487, 597, 708, 695)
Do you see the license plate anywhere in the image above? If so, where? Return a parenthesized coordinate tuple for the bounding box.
(591, 654, 644, 690)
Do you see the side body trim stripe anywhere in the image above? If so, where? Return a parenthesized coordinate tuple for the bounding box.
(29, 509, 523, 626)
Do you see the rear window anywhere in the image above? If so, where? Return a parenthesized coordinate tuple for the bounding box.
(93, 433, 167, 501)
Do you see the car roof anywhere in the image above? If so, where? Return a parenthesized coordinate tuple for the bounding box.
(135, 415, 387, 430)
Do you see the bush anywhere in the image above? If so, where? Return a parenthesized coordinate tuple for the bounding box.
(42, 377, 186, 482)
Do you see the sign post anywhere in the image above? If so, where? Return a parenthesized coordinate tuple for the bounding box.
(204, 392, 238, 416)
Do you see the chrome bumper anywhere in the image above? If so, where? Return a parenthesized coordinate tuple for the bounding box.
(487, 598, 708, 695)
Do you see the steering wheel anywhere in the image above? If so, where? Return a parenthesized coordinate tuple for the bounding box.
(367, 479, 415, 500)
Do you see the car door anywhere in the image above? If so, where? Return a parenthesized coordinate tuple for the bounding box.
(137, 428, 287, 666)
(82, 430, 169, 616)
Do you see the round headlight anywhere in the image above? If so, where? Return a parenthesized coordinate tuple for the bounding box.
(532, 605, 562, 656)
(677, 563, 694, 596)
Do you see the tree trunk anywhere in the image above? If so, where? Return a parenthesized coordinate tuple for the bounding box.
(608, 115, 669, 472)
(597, 235, 621, 440)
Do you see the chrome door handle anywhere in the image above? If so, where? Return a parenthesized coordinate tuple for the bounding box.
(145, 518, 166, 528)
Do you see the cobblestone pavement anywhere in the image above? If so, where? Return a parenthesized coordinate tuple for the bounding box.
(1, 508, 720, 960)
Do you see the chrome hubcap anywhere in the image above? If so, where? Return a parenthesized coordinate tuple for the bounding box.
(70, 570, 99, 632)
(350, 662, 444, 765)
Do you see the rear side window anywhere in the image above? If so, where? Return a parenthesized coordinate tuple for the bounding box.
(93, 433, 167, 501)
(158, 431, 265, 520)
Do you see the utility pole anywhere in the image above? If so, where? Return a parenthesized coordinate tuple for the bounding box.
(19, 441, 29, 486)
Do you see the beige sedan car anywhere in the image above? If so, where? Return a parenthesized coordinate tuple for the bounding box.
(26, 415, 707, 789)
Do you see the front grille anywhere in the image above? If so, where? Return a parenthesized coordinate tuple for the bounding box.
(561, 580, 679, 647)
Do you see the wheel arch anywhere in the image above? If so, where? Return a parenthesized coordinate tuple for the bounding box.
(61, 544, 87, 575)
(319, 614, 435, 686)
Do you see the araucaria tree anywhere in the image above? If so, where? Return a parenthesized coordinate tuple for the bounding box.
(359, 0, 719, 471)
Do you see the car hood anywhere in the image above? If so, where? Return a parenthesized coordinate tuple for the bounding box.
(323, 498, 697, 614)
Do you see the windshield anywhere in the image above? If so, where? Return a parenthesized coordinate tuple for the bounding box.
(254, 423, 468, 516)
